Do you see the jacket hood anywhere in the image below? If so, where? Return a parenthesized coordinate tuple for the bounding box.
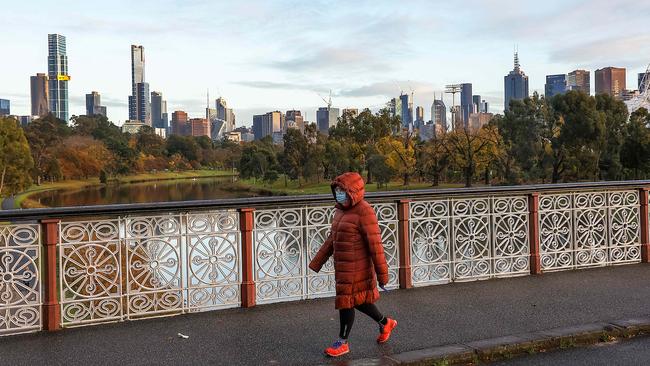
(331, 172, 365, 209)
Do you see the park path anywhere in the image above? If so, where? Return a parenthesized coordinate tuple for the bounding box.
(1, 264, 649, 365)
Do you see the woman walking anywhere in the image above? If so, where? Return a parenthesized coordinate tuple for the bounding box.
(309, 172, 397, 357)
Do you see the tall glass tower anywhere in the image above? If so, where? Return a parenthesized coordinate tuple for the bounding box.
(129, 45, 150, 124)
(504, 52, 529, 111)
(48, 34, 69, 122)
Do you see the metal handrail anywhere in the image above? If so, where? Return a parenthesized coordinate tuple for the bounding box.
(1, 180, 649, 220)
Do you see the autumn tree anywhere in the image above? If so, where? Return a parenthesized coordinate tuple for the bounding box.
(24, 113, 71, 183)
(417, 133, 450, 186)
(0, 117, 34, 197)
(445, 125, 502, 187)
(377, 134, 417, 186)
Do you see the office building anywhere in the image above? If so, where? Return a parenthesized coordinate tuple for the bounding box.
(216, 97, 235, 133)
(468, 113, 493, 131)
(85, 91, 106, 116)
(253, 111, 283, 140)
(316, 107, 339, 134)
(151, 91, 168, 130)
(122, 120, 145, 134)
(128, 45, 150, 125)
(479, 100, 489, 113)
(431, 94, 447, 134)
(472, 95, 481, 113)
(459, 83, 473, 126)
(0, 99, 10, 116)
(504, 52, 529, 111)
(622, 89, 641, 101)
(286, 110, 305, 132)
(399, 93, 412, 129)
(190, 118, 210, 137)
(171, 110, 189, 136)
(30, 73, 49, 117)
(639, 72, 650, 92)
(595, 67, 626, 99)
(545, 74, 567, 98)
(567, 70, 590, 94)
(48, 34, 69, 121)
(414, 106, 425, 129)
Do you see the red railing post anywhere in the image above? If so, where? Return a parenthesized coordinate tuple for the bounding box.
(41, 219, 61, 331)
(397, 199, 412, 289)
(639, 188, 650, 263)
(239, 208, 256, 307)
(528, 193, 542, 275)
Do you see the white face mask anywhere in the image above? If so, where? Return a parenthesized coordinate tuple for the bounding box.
(335, 189, 347, 204)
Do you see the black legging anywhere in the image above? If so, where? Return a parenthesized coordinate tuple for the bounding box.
(339, 303, 387, 339)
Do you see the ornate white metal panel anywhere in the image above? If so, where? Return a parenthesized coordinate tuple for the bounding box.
(254, 209, 305, 304)
(185, 211, 241, 311)
(410, 196, 529, 286)
(0, 224, 41, 336)
(256, 203, 400, 304)
(60, 220, 123, 326)
(124, 215, 183, 318)
(410, 200, 452, 285)
(540, 190, 640, 271)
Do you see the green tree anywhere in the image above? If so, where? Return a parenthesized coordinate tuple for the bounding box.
(418, 133, 450, 186)
(0, 117, 34, 197)
(622, 108, 650, 179)
(595, 93, 628, 180)
(135, 126, 166, 157)
(167, 135, 200, 163)
(281, 128, 309, 186)
(367, 154, 394, 188)
(24, 113, 72, 183)
(445, 125, 502, 187)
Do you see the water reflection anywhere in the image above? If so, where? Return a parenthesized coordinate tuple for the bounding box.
(34, 177, 262, 207)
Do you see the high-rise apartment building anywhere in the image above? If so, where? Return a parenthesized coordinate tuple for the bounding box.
(151, 91, 168, 130)
(472, 95, 481, 114)
(399, 93, 412, 129)
(567, 70, 590, 94)
(431, 94, 447, 134)
(595, 67, 626, 99)
(190, 118, 210, 137)
(479, 100, 489, 113)
(171, 110, 189, 136)
(30, 73, 49, 117)
(504, 52, 529, 111)
(0, 99, 9, 116)
(85, 91, 106, 116)
(128, 45, 151, 125)
(316, 107, 340, 134)
(216, 97, 235, 133)
(48, 34, 69, 122)
(545, 74, 567, 98)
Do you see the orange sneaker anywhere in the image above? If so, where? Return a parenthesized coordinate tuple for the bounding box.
(377, 318, 397, 343)
(324, 340, 350, 357)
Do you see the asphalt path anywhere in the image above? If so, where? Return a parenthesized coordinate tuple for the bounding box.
(1, 264, 649, 365)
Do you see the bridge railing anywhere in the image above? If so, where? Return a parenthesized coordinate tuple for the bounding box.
(0, 181, 649, 336)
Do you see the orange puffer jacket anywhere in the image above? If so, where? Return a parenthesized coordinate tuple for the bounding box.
(309, 172, 389, 309)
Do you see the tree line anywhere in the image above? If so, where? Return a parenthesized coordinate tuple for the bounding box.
(2, 91, 650, 198)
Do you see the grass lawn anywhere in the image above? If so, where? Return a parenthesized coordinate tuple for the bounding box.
(11, 169, 236, 209)
(239, 176, 464, 196)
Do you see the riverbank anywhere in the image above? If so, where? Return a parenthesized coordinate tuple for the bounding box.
(9, 170, 237, 209)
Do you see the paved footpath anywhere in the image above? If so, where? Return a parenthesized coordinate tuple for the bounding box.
(2, 264, 650, 366)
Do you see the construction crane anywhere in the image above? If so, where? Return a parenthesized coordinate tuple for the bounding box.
(318, 90, 333, 111)
(625, 64, 650, 116)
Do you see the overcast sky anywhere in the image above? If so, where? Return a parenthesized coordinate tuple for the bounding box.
(2, 0, 650, 126)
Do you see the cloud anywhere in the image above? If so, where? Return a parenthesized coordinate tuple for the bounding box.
(550, 35, 650, 68)
(266, 47, 391, 73)
(233, 80, 329, 94)
(337, 81, 435, 98)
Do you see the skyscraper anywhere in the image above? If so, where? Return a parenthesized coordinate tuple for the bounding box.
(567, 70, 590, 94)
(171, 110, 189, 136)
(472, 95, 481, 114)
(0, 99, 9, 116)
(253, 111, 283, 140)
(30, 73, 49, 117)
(431, 94, 447, 135)
(459, 83, 473, 126)
(286, 110, 305, 132)
(216, 97, 235, 133)
(595, 67, 626, 99)
(545, 74, 567, 98)
(128, 45, 150, 125)
(151, 91, 168, 129)
(639, 72, 649, 92)
(48, 34, 69, 122)
(85, 91, 106, 116)
(414, 106, 425, 129)
(399, 93, 412, 129)
(190, 118, 210, 137)
(479, 100, 489, 113)
(317, 107, 340, 134)
(504, 52, 529, 111)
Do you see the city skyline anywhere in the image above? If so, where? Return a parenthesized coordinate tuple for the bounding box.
(2, 0, 650, 126)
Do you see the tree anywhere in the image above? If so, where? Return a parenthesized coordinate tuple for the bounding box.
(0, 117, 34, 197)
(622, 108, 650, 179)
(367, 154, 394, 188)
(135, 126, 166, 157)
(281, 128, 309, 186)
(595, 93, 628, 180)
(417, 133, 450, 186)
(377, 135, 417, 186)
(24, 113, 71, 183)
(54, 136, 113, 180)
(166, 135, 200, 163)
(239, 141, 279, 184)
(445, 125, 501, 187)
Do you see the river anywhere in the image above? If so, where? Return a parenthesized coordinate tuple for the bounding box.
(31, 176, 266, 207)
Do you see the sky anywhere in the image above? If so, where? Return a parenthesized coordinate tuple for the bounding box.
(2, 0, 650, 127)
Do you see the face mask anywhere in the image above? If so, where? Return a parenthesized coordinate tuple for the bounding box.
(335, 190, 347, 204)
